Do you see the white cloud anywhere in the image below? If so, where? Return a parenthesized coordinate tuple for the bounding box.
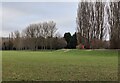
(2, 7, 27, 21)
(2, 6, 28, 37)
(0, 4, 2, 20)
(1, 0, 79, 2)
(0, 3, 2, 37)
(1, 0, 119, 2)
(2, 2, 78, 37)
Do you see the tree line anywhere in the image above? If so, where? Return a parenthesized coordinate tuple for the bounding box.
(108, 2, 120, 49)
(2, 1, 120, 50)
(76, 1, 120, 49)
(2, 21, 67, 50)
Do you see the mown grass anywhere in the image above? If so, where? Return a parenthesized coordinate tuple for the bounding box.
(2, 49, 118, 81)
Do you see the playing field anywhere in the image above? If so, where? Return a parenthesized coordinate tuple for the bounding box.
(2, 49, 118, 81)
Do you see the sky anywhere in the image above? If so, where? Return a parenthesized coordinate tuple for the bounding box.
(1, 2, 78, 37)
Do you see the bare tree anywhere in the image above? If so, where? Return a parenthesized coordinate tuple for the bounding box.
(9, 21, 67, 50)
(107, 2, 119, 48)
(95, 2, 105, 40)
(42, 22, 49, 49)
(77, 2, 93, 48)
(12, 30, 21, 50)
(23, 24, 39, 50)
(77, 1, 106, 49)
(48, 21, 57, 50)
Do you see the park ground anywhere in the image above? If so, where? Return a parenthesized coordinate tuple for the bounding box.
(2, 49, 118, 81)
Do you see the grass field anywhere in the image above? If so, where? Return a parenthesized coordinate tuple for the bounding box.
(2, 49, 118, 81)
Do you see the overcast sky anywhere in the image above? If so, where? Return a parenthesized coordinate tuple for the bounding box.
(1, 2, 78, 37)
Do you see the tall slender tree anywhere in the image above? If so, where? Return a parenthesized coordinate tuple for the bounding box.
(77, 1, 105, 48)
(107, 1, 120, 48)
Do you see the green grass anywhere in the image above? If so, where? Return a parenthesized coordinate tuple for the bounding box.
(2, 49, 118, 81)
